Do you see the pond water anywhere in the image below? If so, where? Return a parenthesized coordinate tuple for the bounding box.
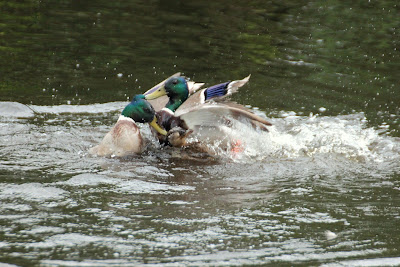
(1, 0, 400, 266)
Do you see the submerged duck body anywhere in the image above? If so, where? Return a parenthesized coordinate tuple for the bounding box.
(89, 95, 166, 157)
(89, 115, 144, 157)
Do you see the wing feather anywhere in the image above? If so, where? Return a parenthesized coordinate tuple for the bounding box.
(179, 103, 271, 132)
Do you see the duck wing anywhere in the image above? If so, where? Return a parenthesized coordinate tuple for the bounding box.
(178, 102, 272, 132)
(175, 75, 251, 117)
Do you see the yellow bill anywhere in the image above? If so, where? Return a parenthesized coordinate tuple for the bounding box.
(144, 85, 167, 100)
(149, 117, 167, 135)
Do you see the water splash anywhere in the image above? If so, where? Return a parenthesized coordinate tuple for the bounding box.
(1, 102, 400, 266)
(216, 112, 400, 164)
(2, 101, 398, 167)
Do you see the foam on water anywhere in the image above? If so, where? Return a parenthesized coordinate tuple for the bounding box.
(115, 178, 195, 194)
(215, 112, 400, 164)
(2, 101, 398, 166)
(56, 173, 195, 195)
(27, 233, 105, 248)
(0, 183, 67, 202)
(0, 102, 35, 118)
(321, 257, 400, 267)
(57, 173, 121, 186)
(29, 102, 127, 115)
(1, 102, 400, 266)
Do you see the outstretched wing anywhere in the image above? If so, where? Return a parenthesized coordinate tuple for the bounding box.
(178, 102, 271, 132)
(175, 75, 251, 117)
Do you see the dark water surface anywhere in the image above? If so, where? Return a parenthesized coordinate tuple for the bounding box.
(1, 0, 400, 266)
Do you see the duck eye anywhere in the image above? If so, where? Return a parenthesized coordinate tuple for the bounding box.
(172, 79, 178, 85)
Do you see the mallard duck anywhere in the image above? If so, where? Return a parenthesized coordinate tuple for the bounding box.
(145, 74, 250, 114)
(89, 94, 167, 157)
(144, 75, 272, 154)
(144, 75, 257, 132)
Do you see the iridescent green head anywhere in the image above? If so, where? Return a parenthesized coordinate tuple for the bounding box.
(145, 77, 189, 112)
(164, 77, 189, 99)
(122, 95, 155, 123)
(122, 95, 167, 135)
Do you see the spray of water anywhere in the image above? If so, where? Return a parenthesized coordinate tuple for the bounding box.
(197, 112, 400, 165)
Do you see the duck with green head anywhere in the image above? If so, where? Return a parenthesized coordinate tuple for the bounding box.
(145, 75, 254, 131)
(149, 76, 189, 112)
(89, 94, 167, 157)
(142, 72, 204, 112)
(144, 75, 272, 153)
(145, 74, 251, 114)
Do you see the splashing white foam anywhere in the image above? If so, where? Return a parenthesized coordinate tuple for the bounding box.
(206, 113, 400, 163)
(29, 102, 127, 114)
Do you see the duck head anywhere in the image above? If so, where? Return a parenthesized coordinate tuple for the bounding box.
(145, 77, 189, 112)
(122, 94, 167, 135)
